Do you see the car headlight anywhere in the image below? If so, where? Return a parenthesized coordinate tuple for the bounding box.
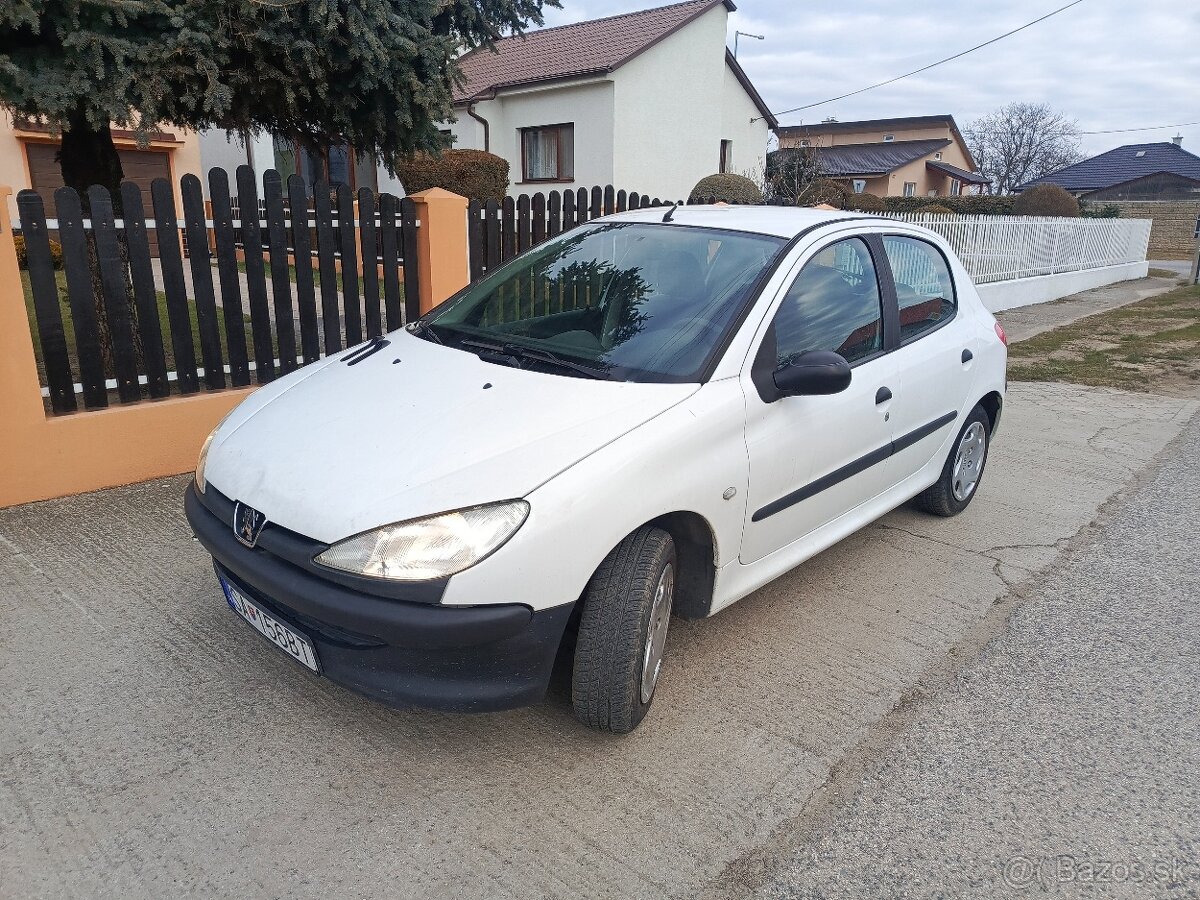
(314, 501, 530, 581)
(196, 410, 235, 494)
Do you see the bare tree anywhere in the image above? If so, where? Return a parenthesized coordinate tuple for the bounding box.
(764, 146, 823, 205)
(965, 103, 1085, 194)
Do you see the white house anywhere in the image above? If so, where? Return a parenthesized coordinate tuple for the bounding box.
(444, 0, 777, 200)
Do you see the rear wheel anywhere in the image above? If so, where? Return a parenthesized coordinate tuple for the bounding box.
(912, 405, 991, 517)
(572, 527, 676, 733)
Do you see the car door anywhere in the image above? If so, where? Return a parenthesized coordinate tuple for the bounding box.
(740, 235, 899, 564)
(879, 234, 979, 481)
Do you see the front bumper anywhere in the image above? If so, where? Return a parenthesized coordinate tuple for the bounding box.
(184, 483, 573, 712)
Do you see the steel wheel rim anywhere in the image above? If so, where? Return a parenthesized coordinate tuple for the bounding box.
(952, 422, 987, 501)
(640, 563, 675, 705)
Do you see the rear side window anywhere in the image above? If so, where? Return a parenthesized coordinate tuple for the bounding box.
(772, 237, 884, 366)
(882, 236, 956, 342)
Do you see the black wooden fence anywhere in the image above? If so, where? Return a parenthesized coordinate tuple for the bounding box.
(18, 166, 420, 414)
(467, 185, 699, 281)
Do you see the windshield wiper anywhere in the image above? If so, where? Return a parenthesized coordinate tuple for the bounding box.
(458, 338, 607, 379)
(408, 321, 444, 345)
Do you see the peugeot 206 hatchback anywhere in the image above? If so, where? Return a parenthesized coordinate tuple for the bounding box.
(186, 205, 1007, 733)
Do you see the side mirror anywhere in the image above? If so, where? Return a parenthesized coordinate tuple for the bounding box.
(773, 350, 852, 397)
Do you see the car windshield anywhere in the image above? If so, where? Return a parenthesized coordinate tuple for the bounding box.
(418, 222, 787, 382)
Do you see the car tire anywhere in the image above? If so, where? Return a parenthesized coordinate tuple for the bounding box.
(572, 526, 676, 734)
(912, 404, 991, 518)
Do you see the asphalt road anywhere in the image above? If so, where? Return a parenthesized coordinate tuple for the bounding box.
(705, 405, 1200, 900)
(2, 379, 1197, 899)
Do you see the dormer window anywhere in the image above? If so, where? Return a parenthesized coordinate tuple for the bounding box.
(883, 134, 895, 142)
(1135, 150, 1146, 157)
(934, 151, 942, 160)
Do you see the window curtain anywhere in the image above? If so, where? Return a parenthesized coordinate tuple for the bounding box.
(526, 129, 558, 180)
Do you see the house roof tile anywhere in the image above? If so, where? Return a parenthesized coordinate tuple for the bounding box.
(797, 139, 953, 177)
(1016, 142, 1200, 192)
(453, 0, 733, 103)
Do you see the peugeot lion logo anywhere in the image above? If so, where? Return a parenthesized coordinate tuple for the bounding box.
(233, 502, 268, 548)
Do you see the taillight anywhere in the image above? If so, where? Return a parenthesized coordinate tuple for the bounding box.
(994, 321, 1008, 347)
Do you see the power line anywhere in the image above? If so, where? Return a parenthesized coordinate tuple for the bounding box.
(758, 0, 1086, 123)
(1080, 120, 1200, 135)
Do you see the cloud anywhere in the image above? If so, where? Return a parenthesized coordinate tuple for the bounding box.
(540, 0, 1200, 155)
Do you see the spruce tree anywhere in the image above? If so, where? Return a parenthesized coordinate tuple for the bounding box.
(0, 0, 556, 202)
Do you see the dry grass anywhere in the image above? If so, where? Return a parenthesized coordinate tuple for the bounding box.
(1008, 283, 1200, 395)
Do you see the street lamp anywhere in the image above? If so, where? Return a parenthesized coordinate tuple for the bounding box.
(734, 31, 764, 58)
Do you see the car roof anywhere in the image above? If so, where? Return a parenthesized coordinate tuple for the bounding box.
(602, 204, 876, 239)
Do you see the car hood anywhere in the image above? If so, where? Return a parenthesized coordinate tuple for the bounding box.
(203, 330, 698, 543)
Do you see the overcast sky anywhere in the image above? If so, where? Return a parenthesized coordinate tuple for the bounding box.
(539, 0, 1199, 156)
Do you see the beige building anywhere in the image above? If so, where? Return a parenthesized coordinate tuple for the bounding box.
(776, 114, 990, 198)
(0, 112, 202, 220)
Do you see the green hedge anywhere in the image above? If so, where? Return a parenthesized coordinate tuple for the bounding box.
(395, 149, 509, 201)
(880, 195, 1017, 215)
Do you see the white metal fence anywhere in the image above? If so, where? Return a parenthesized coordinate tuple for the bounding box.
(882, 214, 1153, 284)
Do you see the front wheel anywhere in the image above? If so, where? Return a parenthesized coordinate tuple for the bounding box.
(572, 526, 676, 733)
(912, 405, 991, 517)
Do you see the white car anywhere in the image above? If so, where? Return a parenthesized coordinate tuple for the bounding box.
(186, 205, 1007, 733)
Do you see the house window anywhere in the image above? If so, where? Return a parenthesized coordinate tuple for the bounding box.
(883, 134, 895, 142)
(799, 140, 811, 147)
(934, 151, 943, 161)
(903, 182, 917, 197)
(950, 179, 961, 196)
(438, 129, 455, 148)
(522, 124, 574, 182)
(928, 190, 937, 197)
(275, 137, 377, 194)
(719, 140, 733, 174)
(852, 179, 867, 194)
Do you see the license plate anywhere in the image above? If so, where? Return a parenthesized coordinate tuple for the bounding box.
(220, 577, 320, 673)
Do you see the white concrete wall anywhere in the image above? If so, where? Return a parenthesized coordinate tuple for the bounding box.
(444, 79, 615, 196)
(720, 64, 769, 182)
(975, 261, 1150, 312)
(446, 78, 614, 195)
(611, 3, 732, 200)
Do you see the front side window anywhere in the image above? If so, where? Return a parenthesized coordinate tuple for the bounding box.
(522, 124, 574, 181)
(903, 182, 916, 197)
(852, 179, 866, 194)
(772, 238, 884, 367)
(422, 223, 785, 382)
(882, 236, 956, 343)
(950, 179, 961, 196)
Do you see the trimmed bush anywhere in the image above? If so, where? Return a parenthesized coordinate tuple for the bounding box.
(689, 173, 763, 205)
(1012, 183, 1080, 217)
(920, 204, 954, 215)
(845, 192, 885, 212)
(798, 178, 849, 209)
(13, 234, 64, 270)
(395, 149, 509, 201)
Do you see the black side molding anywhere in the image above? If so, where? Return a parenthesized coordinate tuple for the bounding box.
(751, 410, 959, 522)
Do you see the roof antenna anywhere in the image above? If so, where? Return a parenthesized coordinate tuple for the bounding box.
(662, 202, 679, 223)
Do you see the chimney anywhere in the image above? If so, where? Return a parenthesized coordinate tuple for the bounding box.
(1172, 134, 1183, 147)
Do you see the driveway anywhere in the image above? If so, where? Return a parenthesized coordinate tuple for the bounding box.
(3, 375, 1196, 899)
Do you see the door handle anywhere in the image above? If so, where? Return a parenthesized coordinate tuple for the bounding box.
(961, 349, 974, 364)
(875, 386, 892, 405)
